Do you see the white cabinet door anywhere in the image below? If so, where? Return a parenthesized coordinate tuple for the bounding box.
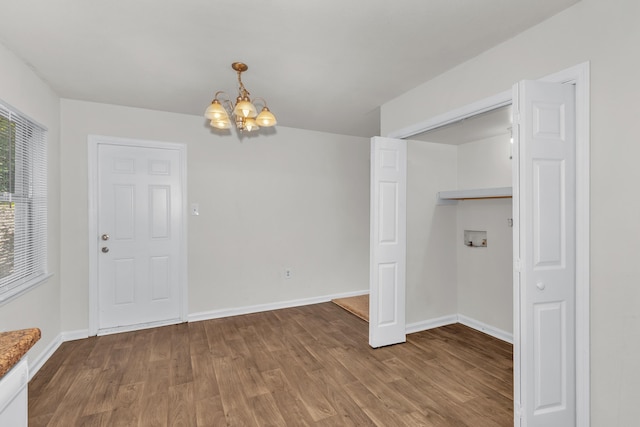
(513, 80, 576, 426)
(369, 137, 407, 348)
(97, 143, 183, 332)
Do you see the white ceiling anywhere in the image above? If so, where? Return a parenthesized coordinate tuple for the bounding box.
(0, 1, 579, 138)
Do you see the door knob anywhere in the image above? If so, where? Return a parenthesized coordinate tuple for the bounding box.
(536, 282, 545, 290)
(101, 234, 110, 241)
(101, 247, 109, 253)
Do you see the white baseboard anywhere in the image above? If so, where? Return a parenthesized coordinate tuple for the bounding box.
(62, 329, 90, 342)
(457, 314, 513, 344)
(98, 319, 182, 336)
(406, 314, 512, 344)
(188, 289, 369, 323)
(406, 315, 458, 334)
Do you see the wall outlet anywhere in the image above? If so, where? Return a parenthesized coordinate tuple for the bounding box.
(284, 268, 292, 279)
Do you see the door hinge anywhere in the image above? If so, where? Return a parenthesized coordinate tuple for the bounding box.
(513, 258, 522, 272)
(514, 403, 524, 425)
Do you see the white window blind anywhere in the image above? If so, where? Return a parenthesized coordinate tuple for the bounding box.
(0, 101, 47, 303)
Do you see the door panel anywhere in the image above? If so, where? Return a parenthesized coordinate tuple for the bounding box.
(534, 301, 566, 412)
(369, 137, 406, 348)
(150, 186, 170, 238)
(98, 144, 183, 332)
(514, 80, 575, 426)
(533, 160, 565, 267)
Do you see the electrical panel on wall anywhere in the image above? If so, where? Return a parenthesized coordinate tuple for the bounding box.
(464, 230, 487, 247)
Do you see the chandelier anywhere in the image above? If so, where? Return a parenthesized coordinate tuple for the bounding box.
(204, 62, 277, 132)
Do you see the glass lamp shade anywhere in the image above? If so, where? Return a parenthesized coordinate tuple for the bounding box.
(204, 100, 229, 121)
(243, 117, 260, 132)
(256, 107, 277, 127)
(233, 97, 258, 118)
(210, 118, 231, 129)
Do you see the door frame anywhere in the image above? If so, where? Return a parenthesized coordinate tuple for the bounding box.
(87, 135, 188, 336)
(386, 62, 590, 426)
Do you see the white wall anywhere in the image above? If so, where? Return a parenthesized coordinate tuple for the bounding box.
(456, 134, 512, 334)
(457, 135, 512, 189)
(406, 141, 457, 326)
(0, 42, 62, 367)
(382, 0, 640, 423)
(60, 100, 370, 331)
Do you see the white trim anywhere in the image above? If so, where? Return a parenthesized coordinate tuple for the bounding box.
(406, 314, 458, 334)
(27, 333, 62, 380)
(0, 273, 53, 306)
(457, 314, 513, 344)
(87, 135, 188, 336)
(97, 319, 182, 336)
(385, 61, 590, 427)
(511, 81, 523, 427)
(188, 289, 369, 323)
(570, 62, 591, 427)
(388, 90, 512, 140)
(405, 314, 513, 344)
(61, 329, 90, 342)
(88, 139, 98, 335)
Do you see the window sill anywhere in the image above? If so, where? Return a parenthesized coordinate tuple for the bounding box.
(0, 273, 53, 307)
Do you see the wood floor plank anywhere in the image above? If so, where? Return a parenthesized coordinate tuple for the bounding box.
(43, 367, 103, 426)
(138, 390, 169, 427)
(248, 392, 288, 426)
(195, 396, 227, 427)
(76, 411, 113, 427)
(309, 371, 376, 426)
(211, 355, 260, 426)
(167, 382, 197, 427)
(344, 381, 413, 427)
(29, 302, 513, 426)
(149, 325, 173, 362)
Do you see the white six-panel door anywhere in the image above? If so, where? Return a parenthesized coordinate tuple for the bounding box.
(369, 136, 407, 348)
(97, 142, 184, 333)
(513, 80, 576, 426)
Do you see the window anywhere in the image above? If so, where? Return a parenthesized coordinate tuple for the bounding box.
(0, 101, 47, 303)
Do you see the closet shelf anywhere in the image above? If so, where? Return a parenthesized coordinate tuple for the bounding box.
(437, 187, 512, 205)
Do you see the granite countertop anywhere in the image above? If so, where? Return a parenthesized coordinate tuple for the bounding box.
(0, 328, 41, 378)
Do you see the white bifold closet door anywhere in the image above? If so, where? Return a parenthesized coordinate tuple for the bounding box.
(513, 80, 576, 427)
(369, 136, 407, 348)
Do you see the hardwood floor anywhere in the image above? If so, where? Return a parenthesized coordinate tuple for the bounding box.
(29, 303, 513, 426)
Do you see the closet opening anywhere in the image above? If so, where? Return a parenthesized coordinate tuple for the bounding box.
(406, 103, 515, 343)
